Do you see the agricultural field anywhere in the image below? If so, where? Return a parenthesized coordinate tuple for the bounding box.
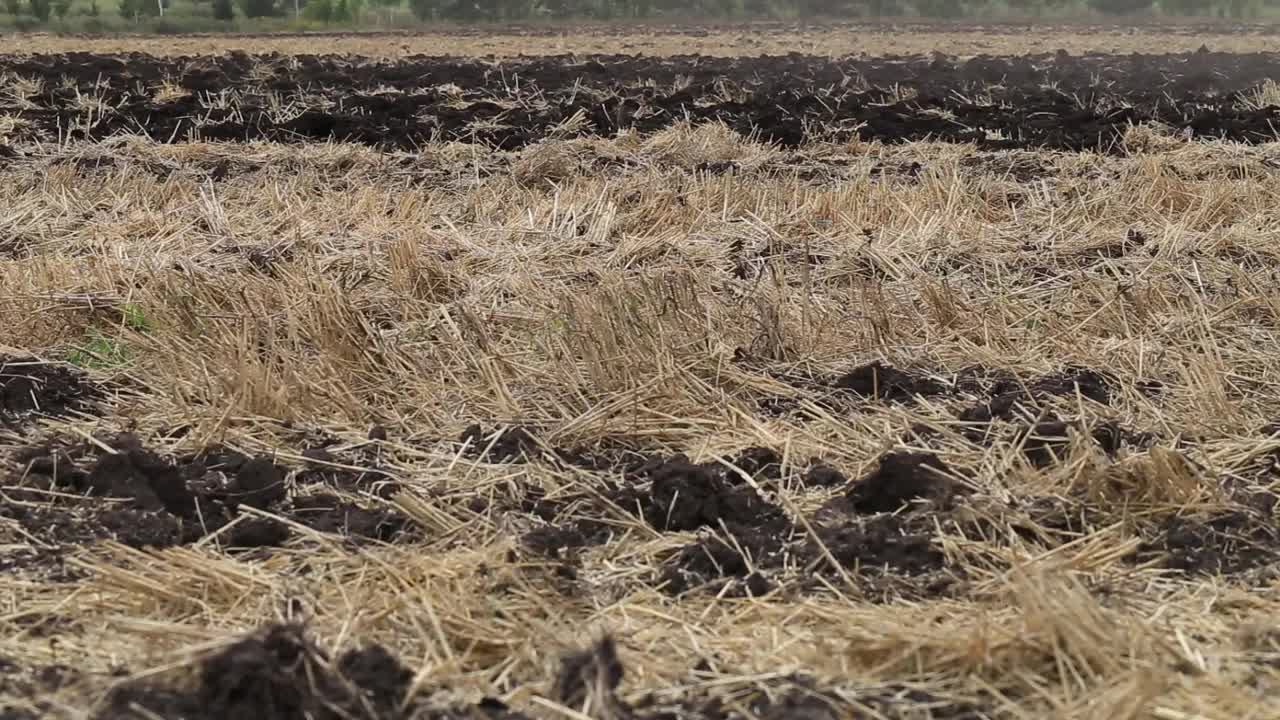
(4, 21, 1280, 720)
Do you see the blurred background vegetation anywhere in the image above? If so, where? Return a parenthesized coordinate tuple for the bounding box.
(0, 0, 1276, 35)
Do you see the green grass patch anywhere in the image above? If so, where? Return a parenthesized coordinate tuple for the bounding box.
(67, 332, 132, 370)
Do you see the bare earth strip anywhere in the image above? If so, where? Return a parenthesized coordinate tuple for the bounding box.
(2, 29, 1280, 720)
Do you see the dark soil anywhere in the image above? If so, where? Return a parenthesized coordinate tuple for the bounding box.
(460, 424, 543, 463)
(2, 434, 415, 573)
(1007, 418, 1140, 467)
(833, 361, 947, 402)
(1029, 366, 1116, 405)
(489, 443, 821, 596)
(0, 356, 102, 425)
(957, 365, 1117, 424)
(463, 430, 817, 564)
(654, 449, 965, 599)
(1015, 420, 1077, 467)
(228, 517, 293, 549)
(295, 440, 400, 499)
(99, 623, 529, 720)
(88, 623, 995, 720)
(658, 527, 793, 597)
(520, 523, 608, 562)
(288, 494, 408, 542)
(844, 451, 957, 513)
(753, 361, 1144, 433)
(6, 51, 1280, 152)
(515, 449, 797, 582)
(512, 439, 1214, 599)
(642, 456, 787, 532)
(460, 425, 794, 487)
(1137, 506, 1280, 577)
(649, 442, 1280, 598)
(727, 446, 785, 481)
(1007, 488, 1280, 580)
(807, 512, 948, 578)
(940, 366, 1161, 461)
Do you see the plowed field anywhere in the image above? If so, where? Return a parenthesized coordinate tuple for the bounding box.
(3, 25, 1280, 720)
(5, 49, 1280, 150)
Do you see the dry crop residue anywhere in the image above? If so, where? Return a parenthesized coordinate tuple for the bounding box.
(4, 27, 1280, 720)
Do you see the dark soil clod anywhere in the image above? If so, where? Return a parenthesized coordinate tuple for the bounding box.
(1016, 419, 1136, 466)
(228, 518, 292, 549)
(957, 365, 1118, 424)
(1018, 421, 1074, 467)
(518, 447, 802, 565)
(333, 644, 415, 717)
(300, 446, 335, 465)
(806, 513, 949, 578)
(461, 424, 541, 462)
(833, 361, 945, 402)
(521, 524, 595, 560)
(726, 446, 783, 481)
(656, 452, 967, 598)
(659, 530, 789, 596)
(645, 458, 785, 532)
(18, 447, 88, 487)
(5, 435, 413, 562)
(292, 445, 399, 499)
(289, 494, 407, 542)
(86, 449, 196, 517)
(97, 624, 493, 720)
(1031, 366, 1115, 405)
(1138, 510, 1280, 576)
(0, 356, 102, 424)
(845, 451, 956, 514)
(229, 458, 288, 511)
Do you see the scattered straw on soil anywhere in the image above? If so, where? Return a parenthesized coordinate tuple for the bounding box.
(3, 41, 1280, 720)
